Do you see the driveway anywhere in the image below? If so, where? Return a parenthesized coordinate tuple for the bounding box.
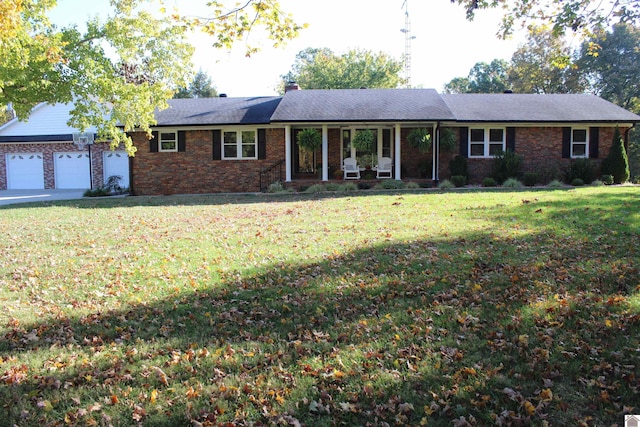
(0, 189, 86, 206)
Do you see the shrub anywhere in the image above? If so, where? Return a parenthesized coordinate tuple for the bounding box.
(482, 177, 497, 187)
(523, 172, 538, 187)
(324, 182, 342, 191)
(374, 180, 405, 190)
(601, 174, 614, 185)
(267, 181, 285, 193)
(358, 182, 371, 190)
(437, 180, 455, 189)
(449, 155, 468, 178)
(571, 178, 585, 186)
(104, 175, 126, 194)
(601, 127, 630, 184)
(591, 180, 604, 187)
(83, 187, 111, 197)
(450, 175, 466, 188)
(566, 158, 595, 184)
(333, 169, 343, 180)
(304, 184, 325, 193)
(503, 178, 523, 189)
(491, 150, 523, 184)
(547, 179, 565, 188)
(405, 181, 421, 189)
(342, 182, 358, 191)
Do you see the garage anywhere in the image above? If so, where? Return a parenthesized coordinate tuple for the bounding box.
(54, 152, 90, 189)
(6, 153, 45, 189)
(103, 150, 130, 189)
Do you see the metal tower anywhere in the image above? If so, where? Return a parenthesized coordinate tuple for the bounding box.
(400, 0, 416, 88)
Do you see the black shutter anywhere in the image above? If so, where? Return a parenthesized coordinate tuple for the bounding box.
(258, 129, 267, 159)
(506, 127, 516, 152)
(589, 127, 599, 159)
(212, 130, 221, 160)
(150, 131, 159, 152)
(459, 127, 469, 158)
(178, 131, 186, 152)
(562, 127, 571, 158)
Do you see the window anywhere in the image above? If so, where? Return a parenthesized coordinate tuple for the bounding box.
(571, 128, 588, 158)
(341, 127, 385, 169)
(160, 131, 177, 152)
(222, 129, 257, 160)
(469, 127, 505, 157)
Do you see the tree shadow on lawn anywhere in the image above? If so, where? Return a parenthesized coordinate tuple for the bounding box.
(1, 216, 639, 425)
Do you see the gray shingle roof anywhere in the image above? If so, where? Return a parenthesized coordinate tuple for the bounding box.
(271, 89, 455, 122)
(155, 97, 282, 126)
(441, 93, 640, 123)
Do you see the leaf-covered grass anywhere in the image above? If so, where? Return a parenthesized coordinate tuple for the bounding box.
(1, 187, 638, 426)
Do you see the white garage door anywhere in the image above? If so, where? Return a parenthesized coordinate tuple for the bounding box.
(6, 153, 45, 189)
(103, 151, 129, 188)
(54, 152, 90, 189)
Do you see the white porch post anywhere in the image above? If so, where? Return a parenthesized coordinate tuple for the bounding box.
(285, 125, 292, 182)
(322, 125, 329, 181)
(432, 124, 438, 181)
(394, 123, 401, 180)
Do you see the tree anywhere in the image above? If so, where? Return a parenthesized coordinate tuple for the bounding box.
(578, 23, 640, 111)
(602, 127, 630, 183)
(174, 70, 217, 99)
(451, 0, 640, 39)
(509, 26, 585, 94)
(282, 48, 404, 91)
(443, 59, 509, 93)
(0, 1, 303, 154)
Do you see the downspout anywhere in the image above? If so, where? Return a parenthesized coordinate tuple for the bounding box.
(432, 122, 440, 184)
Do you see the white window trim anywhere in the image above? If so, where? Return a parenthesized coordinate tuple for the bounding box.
(159, 129, 178, 152)
(571, 127, 589, 159)
(468, 127, 506, 158)
(222, 128, 258, 160)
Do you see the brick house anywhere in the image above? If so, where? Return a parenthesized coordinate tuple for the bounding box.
(0, 103, 130, 190)
(125, 88, 638, 195)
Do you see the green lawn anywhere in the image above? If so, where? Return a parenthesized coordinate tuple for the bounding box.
(1, 187, 638, 426)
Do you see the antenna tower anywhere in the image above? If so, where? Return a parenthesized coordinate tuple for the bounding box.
(400, 0, 415, 88)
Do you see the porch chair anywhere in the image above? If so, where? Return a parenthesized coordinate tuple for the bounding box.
(343, 157, 361, 179)
(376, 157, 393, 179)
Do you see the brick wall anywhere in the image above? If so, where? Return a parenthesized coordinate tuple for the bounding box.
(130, 128, 286, 195)
(0, 141, 116, 190)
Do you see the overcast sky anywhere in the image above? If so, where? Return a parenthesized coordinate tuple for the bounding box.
(49, 0, 531, 96)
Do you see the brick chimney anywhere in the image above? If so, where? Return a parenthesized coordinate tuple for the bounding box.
(285, 81, 300, 93)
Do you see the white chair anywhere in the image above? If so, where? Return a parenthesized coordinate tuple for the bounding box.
(376, 157, 393, 179)
(343, 157, 360, 179)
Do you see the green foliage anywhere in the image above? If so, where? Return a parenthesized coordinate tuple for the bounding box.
(83, 187, 111, 197)
(444, 59, 509, 93)
(571, 178, 585, 186)
(601, 128, 630, 184)
(449, 155, 468, 178)
(601, 174, 614, 185)
(404, 181, 420, 189)
(173, 69, 217, 99)
(450, 175, 467, 187)
(437, 179, 455, 189)
(407, 128, 432, 152)
(547, 179, 565, 188)
(296, 128, 322, 152)
(482, 177, 498, 187)
(566, 158, 595, 184)
(351, 129, 375, 152)
(591, 179, 604, 187)
(374, 179, 405, 190)
(267, 181, 286, 193)
(304, 184, 325, 193)
(439, 128, 457, 152)
(491, 150, 523, 184)
(523, 172, 539, 187)
(283, 47, 404, 90)
(503, 178, 524, 188)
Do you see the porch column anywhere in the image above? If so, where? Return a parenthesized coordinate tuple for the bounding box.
(322, 125, 329, 181)
(432, 124, 438, 181)
(285, 125, 292, 182)
(394, 123, 401, 180)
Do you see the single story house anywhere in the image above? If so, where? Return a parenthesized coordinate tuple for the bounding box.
(0, 103, 130, 191)
(128, 87, 639, 195)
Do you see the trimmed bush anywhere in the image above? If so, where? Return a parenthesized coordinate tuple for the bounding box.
(324, 182, 342, 191)
(482, 177, 497, 187)
(437, 180, 455, 189)
(571, 178, 585, 186)
(404, 181, 421, 189)
(342, 182, 358, 192)
(267, 181, 286, 193)
(450, 175, 466, 188)
(503, 178, 523, 189)
(566, 158, 594, 184)
(591, 180, 604, 187)
(491, 150, 523, 184)
(601, 127, 630, 184)
(547, 180, 565, 188)
(374, 180, 405, 190)
(304, 184, 325, 193)
(83, 187, 111, 197)
(601, 174, 614, 185)
(357, 182, 371, 190)
(523, 172, 538, 187)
